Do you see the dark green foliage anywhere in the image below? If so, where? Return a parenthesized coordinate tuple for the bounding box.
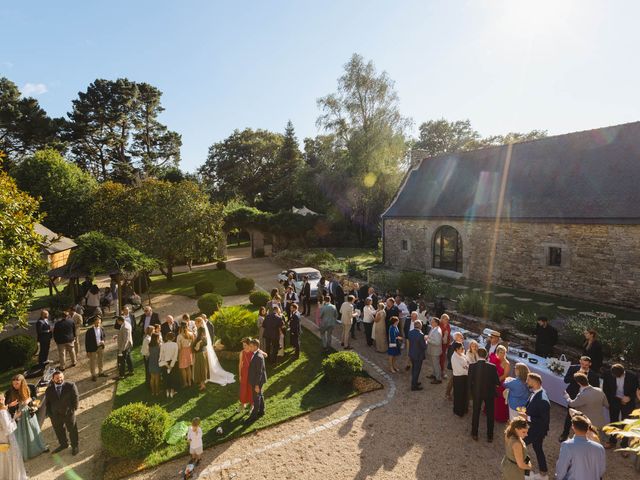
(216, 261, 226, 270)
(249, 290, 270, 308)
(101, 402, 171, 458)
(235, 277, 255, 294)
(49, 294, 74, 319)
(194, 280, 215, 297)
(511, 311, 537, 335)
(197, 293, 223, 316)
(211, 306, 257, 351)
(322, 351, 364, 384)
(398, 271, 427, 298)
(456, 292, 485, 317)
(0, 335, 37, 371)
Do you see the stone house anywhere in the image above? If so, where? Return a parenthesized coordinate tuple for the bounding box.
(382, 121, 640, 308)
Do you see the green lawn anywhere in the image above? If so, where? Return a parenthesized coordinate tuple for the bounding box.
(149, 268, 239, 298)
(29, 285, 60, 311)
(111, 321, 365, 471)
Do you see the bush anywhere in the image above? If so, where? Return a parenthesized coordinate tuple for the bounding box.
(422, 276, 445, 303)
(456, 292, 485, 317)
(511, 311, 537, 335)
(211, 306, 258, 351)
(197, 293, 223, 316)
(322, 351, 364, 384)
(488, 303, 509, 322)
(194, 279, 215, 297)
(216, 261, 226, 270)
(254, 247, 265, 258)
(236, 277, 255, 294)
(302, 250, 336, 267)
(0, 335, 37, 371)
(249, 290, 270, 308)
(398, 271, 427, 298)
(49, 293, 74, 319)
(101, 403, 170, 458)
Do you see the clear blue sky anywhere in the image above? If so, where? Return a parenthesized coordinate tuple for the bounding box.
(2, 0, 639, 172)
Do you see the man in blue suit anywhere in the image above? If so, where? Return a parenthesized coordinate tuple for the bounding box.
(407, 319, 427, 391)
(246, 338, 267, 424)
(524, 373, 551, 480)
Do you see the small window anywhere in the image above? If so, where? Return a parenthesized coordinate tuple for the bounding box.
(401, 239, 409, 251)
(548, 247, 562, 266)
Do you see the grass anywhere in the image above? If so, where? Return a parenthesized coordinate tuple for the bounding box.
(29, 284, 62, 311)
(327, 247, 381, 270)
(110, 319, 366, 471)
(149, 268, 239, 298)
(227, 240, 250, 249)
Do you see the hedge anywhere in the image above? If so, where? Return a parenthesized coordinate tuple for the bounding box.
(249, 290, 270, 308)
(211, 306, 257, 351)
(197, 293, 223, 316)
(322, 351, 363, 384)
(235, 277, 255, 294)
(0, 335, 37, 371)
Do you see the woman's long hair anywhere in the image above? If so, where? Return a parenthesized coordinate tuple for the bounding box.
(505, 418, 528, 439)
(9, 374, 30, 403)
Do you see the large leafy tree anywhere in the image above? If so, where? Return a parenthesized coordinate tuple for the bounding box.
(67, 78, 181, 182)
(316, 53, 409, 241)
(11, 149, 98, 237)
(0, 78, 63, 166)
(0, 154, 46, 329)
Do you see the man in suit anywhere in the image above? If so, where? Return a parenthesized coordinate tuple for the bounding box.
(36, 309, 53, 365)
(246, 338, 267, 423)
(262, 306, 284, 365)
(339, 295, 357, 350)
(469, 347, 500, 441)
(53, 312, 77, 371)
(45, 370, 80, 455)
(115, 305, 136, 330)
(283, 286, 298, 321)
(160, 315, 179, 342)
(289, 304, 302, 359)
(138, 305, 160, 333)
(555, 415, 606, 480)
(524, 373, 551, 480)
(85, 316, 107, 381)
(408, 320, 427, 391)
(334, 281, 345, 311)
(301, 275, 311, 316)
(566, 373, 609, 438)
(560, 356, 600, 441)
(319, 296, 338, 352)
(116, 316, 134, 379)
(534, 316, 557, 358)
(603, 363, 640, 450)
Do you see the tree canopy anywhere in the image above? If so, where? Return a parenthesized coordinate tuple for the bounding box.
(0, 154, 46, 329)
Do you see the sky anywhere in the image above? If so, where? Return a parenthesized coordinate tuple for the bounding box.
(2, 0, 640, 172)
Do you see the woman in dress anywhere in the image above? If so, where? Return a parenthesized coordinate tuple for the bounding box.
(373, 302, 387, 353)
(237, 338, 254, 413)
(583, 329, 603, 373)
(451, 341, 469, 416)
(0, 393, 28, 480)
(5, 375, 47, 460)
(501, 417, 532, 479)
(466, 340, 480, 364)
(196, 316, 235, 386)
(192, 326, 209, 392)
(503, 363, 531, 420)
(257, 307, 266, 347)
(387, 316, 402, 373)
(159, 332, 179, 398)
(148, 333, 162, 396)
(183, 313, 197, 336)
(177, 323, 194, 388)
(491, 345, 511, 423)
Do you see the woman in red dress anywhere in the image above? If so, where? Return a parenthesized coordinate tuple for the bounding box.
(490, 345, 511, 423)
(238, 338, 254, 413)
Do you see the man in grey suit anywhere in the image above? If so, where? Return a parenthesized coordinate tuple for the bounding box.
(116, 316, 134, 379)
(565, 372, 609, 438)
(408, 320, 427, 391)
(426, 317, 443, 383)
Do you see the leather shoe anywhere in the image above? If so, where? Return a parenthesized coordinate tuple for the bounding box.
(72, 446, 79, 455)
(430, 380, 442, 384)
(52, 445, 68, 454)
(472, 435, 478, 441)
(411, 386, 423, 391)
(91, 376, 97, 382)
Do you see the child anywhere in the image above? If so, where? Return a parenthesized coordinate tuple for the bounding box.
(186, 417, 203, 465)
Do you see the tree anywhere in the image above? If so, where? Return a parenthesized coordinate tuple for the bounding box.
(199, 128, 284, 208)
(414, 119, 481, 157)
(481, 130, 548, 146)
(11, 149, 98, 237)
(0, 153, 46, 330)
(67, 78, 181, 182)
(316, 53, 409, 241)
(0, 78, 63, 166)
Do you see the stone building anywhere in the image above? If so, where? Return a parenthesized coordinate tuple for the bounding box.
(382, 122, 640, 307)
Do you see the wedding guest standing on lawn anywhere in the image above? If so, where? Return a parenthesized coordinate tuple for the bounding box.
(289, 304, 301, 359)
(5, 375, 47, 460)
(115, 316, 134, 379)
(319, 296, 338, 352)
(238, 338, 254, 414)
(177, 323, 194, 388)
(147, 333, 162, 396)
(160, 315, 179, 342)
(140, 326, 154, 387)
(0, 393, 28, 480)
(192, 327, 209, 392)
(159, 332, 179, 398)
(45, 370, 79, 455)
(246, 339, 267, 424)
(257, 306, 266, 348)
(262, 306, 284, 365)
(35, 309, 52, 366)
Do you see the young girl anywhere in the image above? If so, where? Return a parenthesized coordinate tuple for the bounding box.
(186, 417, 203, 465)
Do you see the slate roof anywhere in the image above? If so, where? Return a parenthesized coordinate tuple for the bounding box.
(35, 223, 77, 254)
(383, 121, 640, 223)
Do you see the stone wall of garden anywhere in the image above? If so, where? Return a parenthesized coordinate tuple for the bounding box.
(384, 218, 640, 307)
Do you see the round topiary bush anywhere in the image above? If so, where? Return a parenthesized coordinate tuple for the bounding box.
(0, 335, 37, 371)
(216, 261, 226, 270)
(197, 293, 223, 316)
(101, 402, 171, 458)
(322, 351, 364, 384)
(235, 277, 255, 294)
(249, 290, 270, 308)
(194, 279, 215, 297)
(211, 306, 258, 351)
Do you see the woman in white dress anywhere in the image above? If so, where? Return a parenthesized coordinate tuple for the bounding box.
(0, 393, 28, 480)
(194, 316, 235, 386)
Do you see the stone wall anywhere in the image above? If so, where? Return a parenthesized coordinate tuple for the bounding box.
(383, 218, 640, 307)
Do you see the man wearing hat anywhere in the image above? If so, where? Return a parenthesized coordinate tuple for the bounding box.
(485, 330, 503, 356)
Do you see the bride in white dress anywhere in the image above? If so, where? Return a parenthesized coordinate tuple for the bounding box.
(196, 316, 235, 386)
(0, 394, 28, 480)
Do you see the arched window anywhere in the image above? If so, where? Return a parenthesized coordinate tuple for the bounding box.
(432, 226, 463, 273)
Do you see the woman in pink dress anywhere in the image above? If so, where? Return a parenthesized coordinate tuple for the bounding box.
(491, 345, 511, 423)
(237, 338, 254, 413)
(177, 323, 194, 387)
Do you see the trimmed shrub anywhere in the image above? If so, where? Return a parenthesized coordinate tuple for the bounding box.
(197, 293, 223, 316)
(216, 261, 226, 270)
(0, 335, 37, 371)
(101, 403, 170, 458)
(254, 247, 265, 258)
(249, 290, 270, 308)
(236, 277, 255, 294)
(211, 306, 258, 351)
(456, 292, 485, 317)
(322, 351, 364, 384)
(194, 279, 215, 297)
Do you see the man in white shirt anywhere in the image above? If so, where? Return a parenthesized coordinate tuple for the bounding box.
(362, 297, 376, 347)
(85, 316, 106, 381)
(339, 295, 358, 350)
(427, 317, 443, 383)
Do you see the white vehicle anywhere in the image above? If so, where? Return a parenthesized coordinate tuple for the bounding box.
(277, 267, 321, 297)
